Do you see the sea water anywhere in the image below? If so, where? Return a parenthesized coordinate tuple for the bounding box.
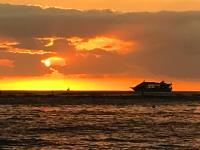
(0, 101, 200, 149)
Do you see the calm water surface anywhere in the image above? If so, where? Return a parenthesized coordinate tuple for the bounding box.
(0, 102, 200, 149)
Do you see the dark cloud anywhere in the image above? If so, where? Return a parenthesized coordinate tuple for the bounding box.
(0, 51, 51, 76)
(0, 4, 200, 80)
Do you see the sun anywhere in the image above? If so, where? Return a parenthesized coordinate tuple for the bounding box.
(41, 59, 51, 67)
(41, 57, 66, 67)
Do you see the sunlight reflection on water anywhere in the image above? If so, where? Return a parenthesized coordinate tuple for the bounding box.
(0, 102, 200, 149)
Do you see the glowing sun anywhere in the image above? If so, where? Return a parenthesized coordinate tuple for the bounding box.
(41, 57, 66, 67)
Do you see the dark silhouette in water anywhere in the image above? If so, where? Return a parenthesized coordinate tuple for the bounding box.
(131, 81, 172, 93)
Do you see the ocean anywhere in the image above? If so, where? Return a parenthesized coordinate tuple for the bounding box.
(0, 91, 200, 149)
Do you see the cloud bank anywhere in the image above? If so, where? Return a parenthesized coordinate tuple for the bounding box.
(0, 4, 200, 81)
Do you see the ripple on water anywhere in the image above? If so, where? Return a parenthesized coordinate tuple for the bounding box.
(0, 102, 200, 149)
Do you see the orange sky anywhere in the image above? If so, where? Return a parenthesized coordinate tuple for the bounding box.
(1, 76, 200, 91)
(1, 0, 200, 11)
(1, 68, 198, 91)
(0, 3, 200, 91)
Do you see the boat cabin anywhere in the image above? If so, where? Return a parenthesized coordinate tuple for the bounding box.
(132, 81, 172, 92)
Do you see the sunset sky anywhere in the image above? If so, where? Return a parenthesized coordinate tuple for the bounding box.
(0, 1, 200, 91)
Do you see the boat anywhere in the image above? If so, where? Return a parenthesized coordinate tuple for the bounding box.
(131, 81, 172, 92)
